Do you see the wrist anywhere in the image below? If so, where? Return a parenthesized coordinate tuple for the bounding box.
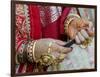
(26, 40, 37, 63)
(64, 14, 81, 39)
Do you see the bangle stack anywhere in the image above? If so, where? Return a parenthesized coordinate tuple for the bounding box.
(27, 40, 37, 63)
(64, 14, 81, 34)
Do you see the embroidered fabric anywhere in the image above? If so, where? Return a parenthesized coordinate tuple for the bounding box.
(39, 6, 62, 27)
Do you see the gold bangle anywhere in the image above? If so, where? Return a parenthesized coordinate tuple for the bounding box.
(64, 14, 81, 33)
(16, 53, 19, 64)
(32, 40, 37, 61)
(64, 17, 75, 33)
(27, 40, 37, 63)
(67, 13, 81, 19)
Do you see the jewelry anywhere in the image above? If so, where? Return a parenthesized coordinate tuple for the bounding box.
(80, 37, 92, 48)
(67, 13, 81, 19)
(16, 53, 20, 64)
(80, 29, 92, 48)
(39, 54, 54, 66)
(27, 40, 37, 63)
(47, 41, 53, 53)
(64, 17, 75, 34)
(64, 14, 81, 34)
(32, 40, 37, 61)
(38, 41, 54, 66)
(38, 41, 65, 71)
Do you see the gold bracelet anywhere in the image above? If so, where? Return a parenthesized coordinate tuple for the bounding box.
(64, 17, 75, 31)
(67, 13, 81, 19)
(64, 14, 81, 34)
(32, 40, 37, 61)
(27, 40, 37, 63)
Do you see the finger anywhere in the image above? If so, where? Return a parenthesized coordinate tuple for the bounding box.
(52, 43, 72, 54)
(80, 29, 89, 38)
(75, 35, 81, 44)
(54, 39, 67, 46)
(77, 32, 85, 42)
(59, 46, 72, 54)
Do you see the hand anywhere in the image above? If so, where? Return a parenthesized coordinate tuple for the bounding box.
(26, 39, 73, 70)
(65, 18, 94, 44)
(34, 38, 72, 61)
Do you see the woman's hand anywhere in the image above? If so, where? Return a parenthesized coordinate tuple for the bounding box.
(65, 18, 94, 44)
(27, 38, 72, 65)
(26, 38, 72, 68)
(34, 38, 72, 61)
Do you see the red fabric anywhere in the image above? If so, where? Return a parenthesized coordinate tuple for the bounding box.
(42, 17, 61, 39)
(42, 8, 71, 39)
(60, 8, 71, 34)
(29, 5, 42, 40)
(26, 64, 34, 72)
(18, 64, 24, 73)
(16, 38, 26, 51)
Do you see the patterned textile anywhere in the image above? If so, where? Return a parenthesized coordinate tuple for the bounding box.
(16, 4, 29, 52)
(39, 6, 62, 27)
(15, 4, 29, 73)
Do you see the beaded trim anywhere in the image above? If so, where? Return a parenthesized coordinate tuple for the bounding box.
(27, 40, 35, 63)
(23, 5, 30, 37)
